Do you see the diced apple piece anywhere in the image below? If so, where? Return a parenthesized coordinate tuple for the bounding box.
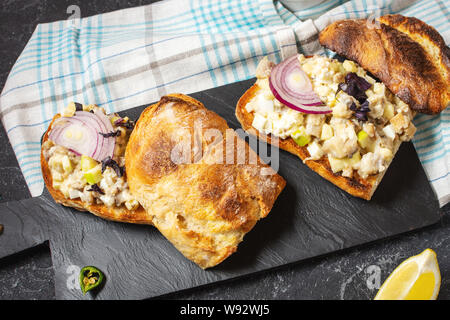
(343, 60, 357, 73)
(379, 147, 393, 161)
(81, 155, 98, 172)
(383, 103, 395, 120)
(390, 113, 409, 133)
(403, 123, 417, 140)
(302, 62, 314, 74)
(383, 124, 396, 140)
(328, 155, 345, 173)
(328, 151, 361, 174)
(307, 141, 324, 160)
(61, 155, 73, 174)
(357, 130, 374, 149)
(291, 127, 311, 147)
(321, 124, 334, 140)
(83, 167, 102, 185)
(62, 102, 76, 117)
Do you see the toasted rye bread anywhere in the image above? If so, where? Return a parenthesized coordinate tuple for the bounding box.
(126, 93, 286, 268)
(319, 14, 449, 114)
(41, 114, 151, 225)
(236, 84, 401, 200)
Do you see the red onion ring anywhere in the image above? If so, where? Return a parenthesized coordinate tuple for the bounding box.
(48, 111, 115, 162)
(269, 55, 332, 114)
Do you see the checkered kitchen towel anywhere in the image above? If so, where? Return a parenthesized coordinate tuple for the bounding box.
(0, 0, 449, 206)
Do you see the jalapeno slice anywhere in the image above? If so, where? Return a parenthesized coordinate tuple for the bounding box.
(79, 266, 104, 295)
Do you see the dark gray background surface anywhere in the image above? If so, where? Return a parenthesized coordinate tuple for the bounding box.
(0, 0, 449, 300)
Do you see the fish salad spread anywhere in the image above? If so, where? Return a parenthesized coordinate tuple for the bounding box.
(42, 103, 139, 210)
(246, 55, 417, 179)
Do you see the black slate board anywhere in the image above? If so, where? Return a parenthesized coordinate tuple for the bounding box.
(0, 79, 441, 299)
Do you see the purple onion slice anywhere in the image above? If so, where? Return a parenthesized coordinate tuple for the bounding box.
(48, 111, 115, 162)
(268, 55, 331, 114)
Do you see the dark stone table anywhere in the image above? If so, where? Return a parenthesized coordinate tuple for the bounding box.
(0, 0, 449, 300)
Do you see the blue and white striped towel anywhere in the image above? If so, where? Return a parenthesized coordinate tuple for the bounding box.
(0, 0, 448, 206)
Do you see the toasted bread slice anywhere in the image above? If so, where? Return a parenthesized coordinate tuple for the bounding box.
(319, 15, 449, 114)
(126, 94, 286, 268)
(41, 114, 151, 225)
(236, 83, 401, 200)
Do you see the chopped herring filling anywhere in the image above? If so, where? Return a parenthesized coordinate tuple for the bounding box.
(246, 55, 417, 179)
(43, 103, 139, 210)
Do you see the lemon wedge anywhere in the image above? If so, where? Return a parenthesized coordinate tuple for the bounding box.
(374, 249, 441, 300)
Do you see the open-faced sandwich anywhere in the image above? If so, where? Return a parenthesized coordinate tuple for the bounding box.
(236, 15, 449, 200)
(125, 94, 286, 268)
(41, 102, 150, 224)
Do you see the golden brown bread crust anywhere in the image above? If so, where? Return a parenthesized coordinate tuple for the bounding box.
(126, 93, 286, 269)
(379, 14, 450, 83)
(236, 84, 398, 200)
(41, 114, 151, 225)
(319, 15, 449, 114)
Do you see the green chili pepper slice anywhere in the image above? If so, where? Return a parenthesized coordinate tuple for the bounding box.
(79, 266, 104, 295)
